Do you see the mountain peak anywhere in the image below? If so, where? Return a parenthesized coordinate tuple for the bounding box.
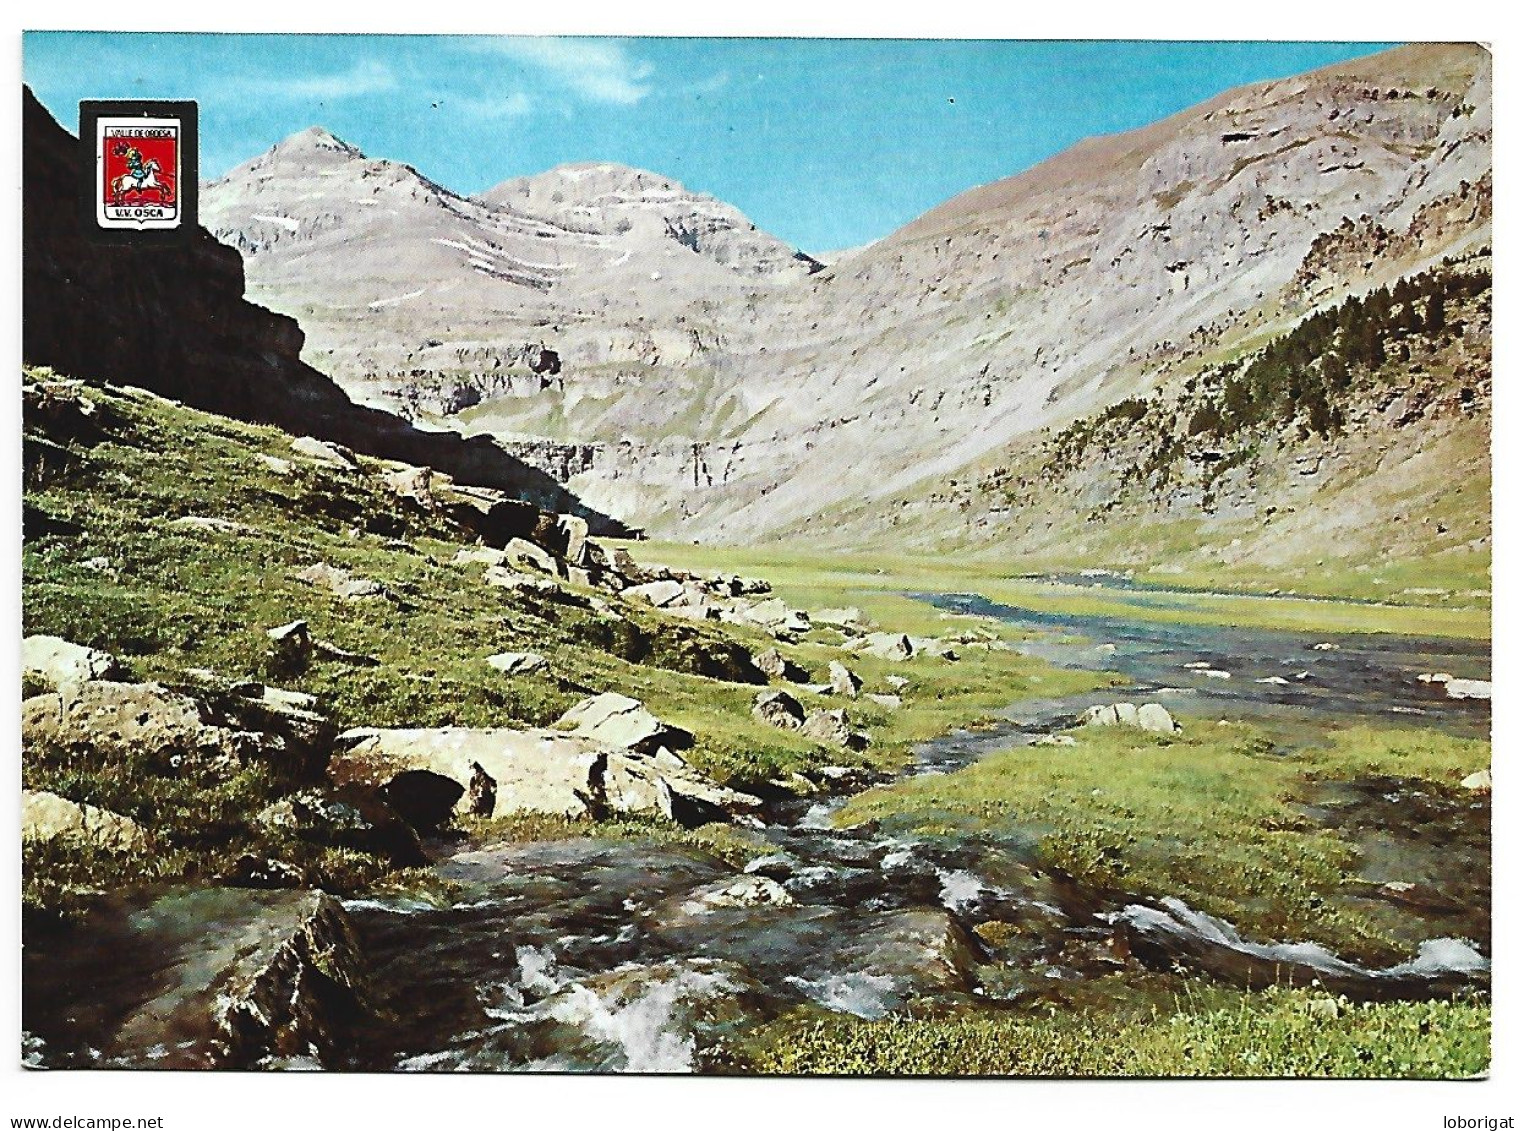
(271, 125, 364, 161)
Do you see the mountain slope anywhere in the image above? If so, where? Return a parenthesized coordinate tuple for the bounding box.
(792, 249, 1491, 602)
(198, 44, 1492, 567)
(477, 43, 1489, 550)
(202, 134, 816, 422)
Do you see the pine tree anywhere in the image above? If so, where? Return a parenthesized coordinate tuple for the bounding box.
(1424, 292, 1446, 333)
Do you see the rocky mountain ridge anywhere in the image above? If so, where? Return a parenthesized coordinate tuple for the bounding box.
(202, 131, 817, 424)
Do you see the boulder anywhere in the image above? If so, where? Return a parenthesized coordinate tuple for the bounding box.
(504, 537, 563, 578)
(22, 634, 123, 688)
(674, 581, 714, 607)
(332, 726, 606, 823)
(454, 545, 510, 568)
(445, 488, 540, 549)
(1461, 769, 1492, 791)
(910, 637, 960, 661)
(556, 514, 590, 567)
(831, 909, 981, 1000)
(266, 620, 315, 674)
(885, 675, 911, 691)
(1445, 679, 1492, 701)
(753, 689, 806, 730)
(1079, 702, 1180, 734)
(1081, 703, 1138, 728)
(295, 562, 387, 601)
(813, 607, 870, 631)
(802, 708, 863, 749)
(380, 463, 437, 508)
(106, 889, 370, 1069)
(332, 725, 754, 827)
(602, 748, 763, 827)
(609, 547, 643, 581)
(753, 647, 807, 682)
(744, 598, 810, 634)
(482, 566, 559, 596)
(557, 692, 691, 753)
(229, 684, 339, 776)
(1033, 734, 1078, 747)
(255, 785, 423, 866)
(828, 660, 863, 699)
(22, 789, 148, 853)
(624, 579, 685, 608)
(743, 854, 799, 881)
(861, 632, 914, 661)
(290, 435, 359, 469)
(24, 680, 212, 760)
(159, 670, 336, 775)
(487, 651, 549, 676)
(1137, 703, 1183, 734)
(676, 875, 795, 918)
(866, 693, 902, 710)
(23, 677, 326, 777)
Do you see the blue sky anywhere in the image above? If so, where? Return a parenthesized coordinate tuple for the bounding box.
(24, 35, 1394, 251)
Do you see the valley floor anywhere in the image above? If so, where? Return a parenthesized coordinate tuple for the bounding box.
(20, 372, 1490, 1076)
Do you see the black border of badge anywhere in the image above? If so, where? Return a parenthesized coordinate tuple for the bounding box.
(79, 100, 198, 245)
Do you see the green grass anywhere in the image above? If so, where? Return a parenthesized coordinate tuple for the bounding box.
(460, 811, 773, 868)
(625, 539, 1490, 639)
(22, 368, 1110, 908)
(728, 980, 1489, 1077)
(833, 721, 1488, 963)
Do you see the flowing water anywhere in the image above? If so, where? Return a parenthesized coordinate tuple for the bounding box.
(24, 588, 1491, 1071)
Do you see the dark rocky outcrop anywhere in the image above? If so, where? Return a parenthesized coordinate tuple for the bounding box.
(21, 87, 631, 536)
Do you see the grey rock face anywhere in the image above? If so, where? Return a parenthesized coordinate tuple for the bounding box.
(801, 708, 864, 749)
(202, 135, 815, 433)
(557, 692, 692, 753)
(828, 660, 863, 699)
(753, 647, 807, 682)
(22, 634, 124, 688)
(22, 789, 148, 853)
(105, 888, 371, 1069)
(861, 633, 914, 662)
(330, 723, 756, 827)
(201, 47, 1491, 558)
(486, 651, 549, 676)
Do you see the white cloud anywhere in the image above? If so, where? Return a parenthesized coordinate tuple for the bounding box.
(684, 72, 730, 97)
(479, 38, 653, 106)
(454, 91, 535, 120)
(231, 59, 398, 102)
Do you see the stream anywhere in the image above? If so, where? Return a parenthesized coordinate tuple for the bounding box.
(23, 590, 1492, 1072)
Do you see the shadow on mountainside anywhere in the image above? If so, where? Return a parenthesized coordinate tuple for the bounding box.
(21, 87, 633, 537)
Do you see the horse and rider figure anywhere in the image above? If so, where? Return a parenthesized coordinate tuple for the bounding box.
(109, 141, 174, 204)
